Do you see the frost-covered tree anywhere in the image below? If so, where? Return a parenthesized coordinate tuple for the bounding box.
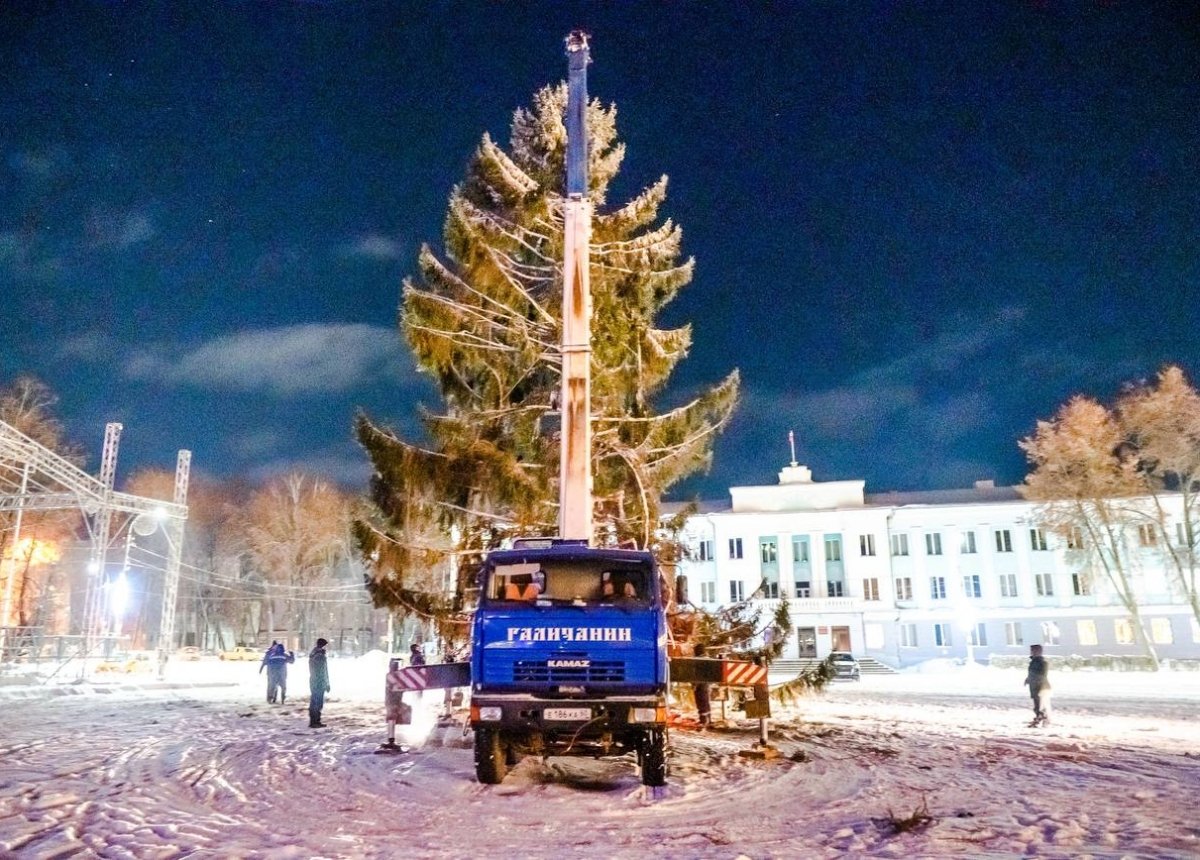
(356, 84, 739, 621)
(1020, 396, 1159, 667)
(1118, 365, 1200, 627)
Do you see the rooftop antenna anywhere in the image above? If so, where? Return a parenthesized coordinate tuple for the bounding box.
(788, 430, 798, 467)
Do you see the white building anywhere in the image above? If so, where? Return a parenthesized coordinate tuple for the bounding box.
(671, 462, 1199, 667)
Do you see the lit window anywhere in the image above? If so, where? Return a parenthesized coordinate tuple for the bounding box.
(1151, 618, 1174, 644)
(1137, 524, 1157, 547)
(960, 531, 977, 554)
(1072, 573, 1092, 596)
(1077, 619, 1098, 646)
(1030, 528, 1048, 551)
(890, 534, 909, 557)
(995, 530, 1013, 553)
(1041, 621, 1061, 645)
(728, 538, 743, 559)
(925, 533, 943, 556)
(1066, 527, 1085, 550)
(1114, 617, 1134, 645)
(863, 577, 880, 601)
(860, 534, 876, 556)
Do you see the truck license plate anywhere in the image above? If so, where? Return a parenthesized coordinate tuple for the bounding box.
(543, 707, 591, 721)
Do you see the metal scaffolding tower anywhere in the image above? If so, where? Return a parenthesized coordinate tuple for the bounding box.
(0, 419, 190, 675)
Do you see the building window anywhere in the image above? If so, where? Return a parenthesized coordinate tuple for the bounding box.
(1177, 522, 1191, 547)
(1066, 527, 1085, 550)
(792, 537, 809, 563)
(863, 577, 880, 601)
(895, 577, 913, 601)
(729, 580, 744, 602)
(827, 580, 844, 597)
(1030, 528, 1048, 551)
(1137, 524, 1157, 547)
(899, 623, 918, 647)
(1072, 573, 1092, 596)
(795, 580, 811, 598)
(925, 532, 943, 556)
(1151, 618, 1174, 644)
(760, 538, 778, 564)
(970, 623, 987, 646)
(1004, 622, 1023, 646)
(1077, 619, 1098, 646)
(962, 574, 981, 598)
(762, 580, 780, 599)
(999, 573, 1018, 598)
(960, 531, 977, 554)
(890, 534, 909, 557)
(697, 540, 714, 561)
(930, 576, 947, 600)
(825, 536, 842, 562)
(1114, 617, 1135, 645)
(700, 581, 716, 603)
(1035, 573, 1054, 597)
(1041, 621, 1061, 646)
(995, 529, 1013, 553)
(934, 623, 952, 647)
(860, 534, 876, 556)
(729, 538, 743, 559)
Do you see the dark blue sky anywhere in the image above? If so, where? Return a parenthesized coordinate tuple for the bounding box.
(3, 2, 1198, 498)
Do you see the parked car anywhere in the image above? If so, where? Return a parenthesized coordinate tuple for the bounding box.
(178, 646, 203, 661)
(219, 645, 261, 662)
(828, 651, 861, 681)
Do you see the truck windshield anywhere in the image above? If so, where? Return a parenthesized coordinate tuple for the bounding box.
(486, 558, 652, 606)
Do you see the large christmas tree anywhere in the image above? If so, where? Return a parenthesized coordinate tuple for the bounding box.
(355, 83, 738, 625)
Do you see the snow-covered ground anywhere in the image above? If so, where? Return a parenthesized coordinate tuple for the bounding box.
(1, 655, 1198, 859)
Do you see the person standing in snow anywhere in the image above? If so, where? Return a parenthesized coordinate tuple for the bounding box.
(1024, 643, 1051, 726)
(260, 643, 294, 704)
(409, 642, 426, 667)
(308, 637, 331, 728)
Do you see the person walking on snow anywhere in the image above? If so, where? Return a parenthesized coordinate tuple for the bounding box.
(1024, 643, 1051, 726)
(308, 638, 331, 728)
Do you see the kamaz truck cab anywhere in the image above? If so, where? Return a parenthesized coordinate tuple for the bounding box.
(469, 539, 670, 786)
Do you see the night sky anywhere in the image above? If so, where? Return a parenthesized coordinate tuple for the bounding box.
(3, 2, 1198, 499)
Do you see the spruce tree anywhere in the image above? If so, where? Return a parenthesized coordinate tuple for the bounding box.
(355, 84, 738, 628)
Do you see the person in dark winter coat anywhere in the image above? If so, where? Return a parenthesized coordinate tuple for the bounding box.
(308, 638, 331, 728)
(409, 643, 426, 667)
(1024, 643, 1051, 726)
(260, 642, 295, 704)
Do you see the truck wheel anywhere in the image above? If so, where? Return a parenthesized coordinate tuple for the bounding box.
(640, 729, 667, 787)
(474, 728, 507, 785)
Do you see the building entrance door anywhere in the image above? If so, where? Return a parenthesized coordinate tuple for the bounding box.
(831, 625, 851, 652)
(797, 627, 816, 658)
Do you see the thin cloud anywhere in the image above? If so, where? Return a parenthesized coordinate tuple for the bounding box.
(124, 323, 413, 395)
(345, 233, 403, 261)
(87, 206, 155, 249)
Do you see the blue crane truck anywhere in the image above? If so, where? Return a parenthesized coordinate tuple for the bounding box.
(468, 539, 670, 786)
